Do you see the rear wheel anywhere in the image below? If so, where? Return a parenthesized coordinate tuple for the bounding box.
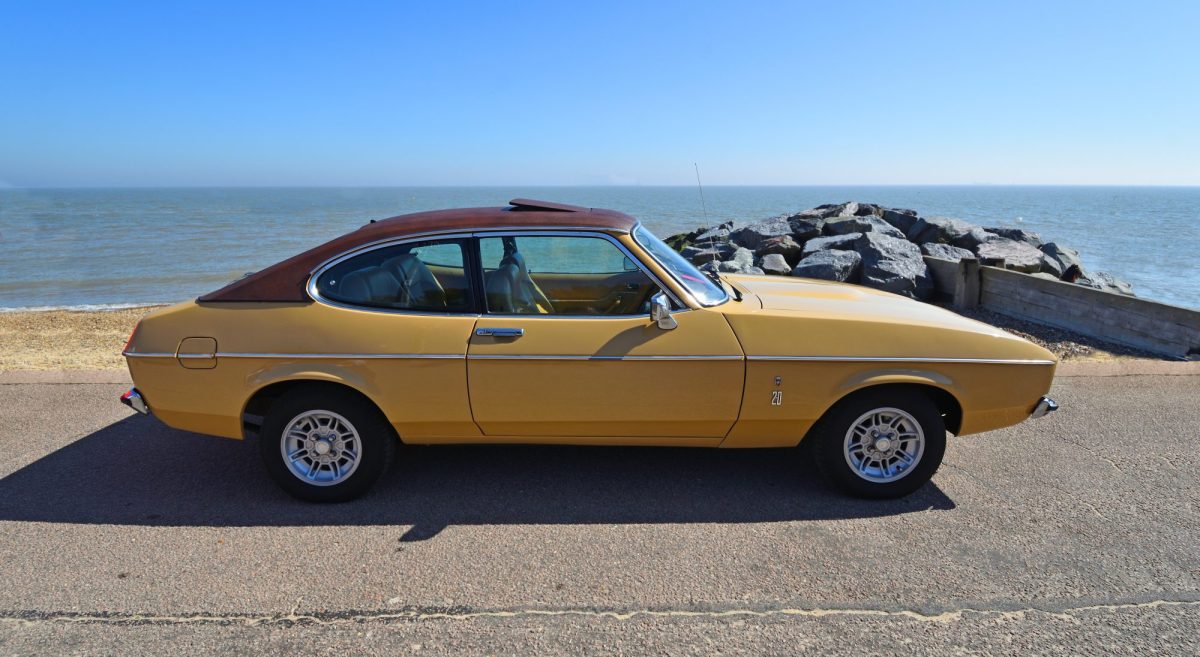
(812, 388, 946, 499)
(259, 388, 396, 502)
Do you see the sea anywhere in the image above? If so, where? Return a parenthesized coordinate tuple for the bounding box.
(1, 186, 1197, 311)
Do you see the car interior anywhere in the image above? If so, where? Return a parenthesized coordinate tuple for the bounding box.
(318, 240, 471, 311)
(317, 236, 658, 315)
(483, 237, 556, 314)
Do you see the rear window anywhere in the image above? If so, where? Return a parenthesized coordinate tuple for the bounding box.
(314, 239, 473, 312)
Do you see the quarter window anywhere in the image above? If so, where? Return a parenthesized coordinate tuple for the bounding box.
(478, 235, 658, 315)
(314, 239, 473, 312)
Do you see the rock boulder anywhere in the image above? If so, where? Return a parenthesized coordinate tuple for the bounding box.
(907, 216, 990, 249)
(855, 232, 934, 299)
(986, 226, 1042, 247)
(791, 249, 862, 283)
(807, 203, 853, 219)
(920, 243, 975, 262)
(823, 215, 906, 240)
(844, 201, 882, 217)
(801, 233, 862, 258)
(1079, 272, 1134, 296)
(758, 253, 792, 276)
(880, 208, 920, 234)
(717, 247, 759, 273)
(755, 234, 804, 265)
(664, 221, 733, 250)
(1040, 242, 1082, 275)
(976, 238, 1048, 273)
(783, 213, 825, 241)
(718, 262, 764, 275)
(729, 216, 793, 249)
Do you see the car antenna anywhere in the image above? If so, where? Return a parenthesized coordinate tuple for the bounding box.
(695, 163, 740, 301)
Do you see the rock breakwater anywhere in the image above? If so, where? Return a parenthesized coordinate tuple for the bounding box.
(667, 201, 1133, 299)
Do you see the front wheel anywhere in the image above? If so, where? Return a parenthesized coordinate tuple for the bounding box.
(811, 389, 946, 499)
(259, 388, 396, 502)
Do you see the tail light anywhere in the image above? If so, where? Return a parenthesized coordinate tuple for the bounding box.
(123, 321, 141, 355)
(120, 388, 149, 414)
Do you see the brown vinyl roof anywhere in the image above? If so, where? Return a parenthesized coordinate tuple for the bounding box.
(198, 199, 639, 303)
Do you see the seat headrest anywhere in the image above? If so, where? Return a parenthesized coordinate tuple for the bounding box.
(500, 251, 529, 278)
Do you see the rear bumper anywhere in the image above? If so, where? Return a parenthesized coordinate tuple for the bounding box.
(120, 388, 149, 415)
(1030, 395, 1058, 419)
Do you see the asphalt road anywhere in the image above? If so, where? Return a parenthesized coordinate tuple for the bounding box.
(1, 368, 1197, 655)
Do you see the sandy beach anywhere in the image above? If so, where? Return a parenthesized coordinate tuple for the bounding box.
(0, 303, 1164, 372)
(0, 306, 163, 370)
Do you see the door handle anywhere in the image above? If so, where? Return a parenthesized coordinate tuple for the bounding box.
(476, 327, 525, 338)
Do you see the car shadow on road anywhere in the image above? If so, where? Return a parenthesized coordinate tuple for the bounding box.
(0, 416, 955, 540)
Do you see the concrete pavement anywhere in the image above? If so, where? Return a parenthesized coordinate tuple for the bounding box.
(0, 368, 1197, 655)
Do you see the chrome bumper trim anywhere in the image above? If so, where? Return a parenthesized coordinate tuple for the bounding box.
(120, 388, 149, 415)
(1031, 396, 1058, 419)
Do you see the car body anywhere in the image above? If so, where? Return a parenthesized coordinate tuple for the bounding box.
(122, 199, 1058, 501)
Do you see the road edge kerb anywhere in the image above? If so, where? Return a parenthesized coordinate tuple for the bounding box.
(0, 369, 131, 384)
(1055, 360, 1200, 377)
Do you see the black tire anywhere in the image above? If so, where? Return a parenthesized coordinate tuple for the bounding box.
(258, 387, 396, 502)
(811, 388, 946, 499)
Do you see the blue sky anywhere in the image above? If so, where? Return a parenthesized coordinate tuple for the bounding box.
(1, 1, 1197, 186)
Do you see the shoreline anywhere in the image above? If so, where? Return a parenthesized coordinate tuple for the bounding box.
(0, 302, 1171, 372)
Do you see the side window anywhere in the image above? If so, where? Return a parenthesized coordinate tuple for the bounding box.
(479, 235, 658, 315)
(315, 239, 473, 312)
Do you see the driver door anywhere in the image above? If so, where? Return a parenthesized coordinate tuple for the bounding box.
(466, 232, 744, 441)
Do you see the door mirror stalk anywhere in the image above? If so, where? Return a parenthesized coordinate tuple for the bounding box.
(650, 292, 677, 330)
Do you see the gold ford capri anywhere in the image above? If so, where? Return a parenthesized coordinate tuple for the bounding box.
(121, 199, 1058, 502)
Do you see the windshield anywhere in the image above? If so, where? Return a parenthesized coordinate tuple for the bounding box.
(632, 224, 729, 307)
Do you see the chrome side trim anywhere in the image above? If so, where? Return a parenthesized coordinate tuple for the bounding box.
(746, 356, 1057, 365)
(467, 354, 743, 361)
(123, 352, 466, 360)
(217, 353, 465, 359)
(124, 352, 1053, 365)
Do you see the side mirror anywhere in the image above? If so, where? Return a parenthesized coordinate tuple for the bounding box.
(650, 292, 677, 330)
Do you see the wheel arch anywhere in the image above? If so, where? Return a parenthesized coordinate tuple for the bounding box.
(241, 378, 392, 441)
(816, 380, 964, 438)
